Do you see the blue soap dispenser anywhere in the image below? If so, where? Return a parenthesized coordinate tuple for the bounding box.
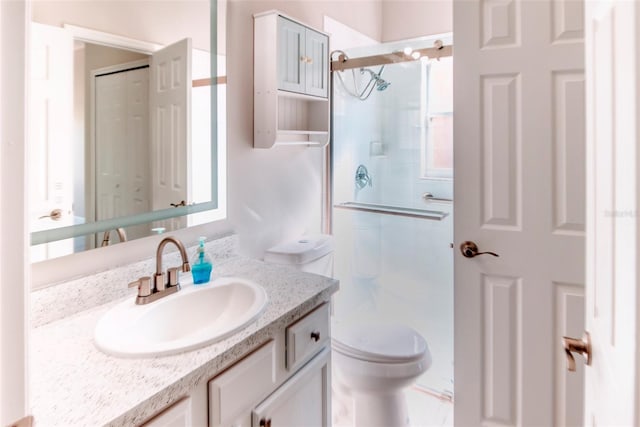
(191, 236, 213, 284)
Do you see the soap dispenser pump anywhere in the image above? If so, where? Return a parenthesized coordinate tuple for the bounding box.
(191, 236, 213, 284)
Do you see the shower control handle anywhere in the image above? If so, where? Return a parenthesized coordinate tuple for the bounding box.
(460, 241, 499, 258)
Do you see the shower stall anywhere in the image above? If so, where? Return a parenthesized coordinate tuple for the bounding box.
(330, 35, 454, 398)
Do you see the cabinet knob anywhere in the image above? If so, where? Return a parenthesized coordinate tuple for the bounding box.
(310, 331, 321, 342)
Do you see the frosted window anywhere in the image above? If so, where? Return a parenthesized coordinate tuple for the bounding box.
(422, 57, 453, 179)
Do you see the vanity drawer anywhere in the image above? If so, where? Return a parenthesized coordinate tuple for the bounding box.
(208, 341, 276, 427)
(286, 303, 330, 371)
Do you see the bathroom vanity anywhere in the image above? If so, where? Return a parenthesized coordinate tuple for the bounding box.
(29, 236, 338, 426)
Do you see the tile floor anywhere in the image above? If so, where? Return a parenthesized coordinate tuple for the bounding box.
(406, 387, 454, 427)
(333, 385, 453, 427)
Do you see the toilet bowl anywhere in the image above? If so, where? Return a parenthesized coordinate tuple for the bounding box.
(331, 322, 431, 427)
(264, 235, 432, 426)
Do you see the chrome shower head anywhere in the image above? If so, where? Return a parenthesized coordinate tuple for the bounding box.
(375, 78, 390, 91)
(360, 67, 391, 92)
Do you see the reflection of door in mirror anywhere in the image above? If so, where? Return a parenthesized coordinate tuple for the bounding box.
(149, 38, 192, 233)
(30, 23, 75, 261)
(94, 60, 151, 242)
(28, 3, 220, 262)
(93, 39, 194, 242)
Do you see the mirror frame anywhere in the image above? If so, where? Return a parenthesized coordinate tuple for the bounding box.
(29, 1, 221, 247)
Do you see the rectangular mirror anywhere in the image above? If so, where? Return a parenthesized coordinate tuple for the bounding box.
(28, 0, 225, 262)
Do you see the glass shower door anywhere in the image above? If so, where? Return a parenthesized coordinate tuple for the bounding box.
(331, 49, 454, 396)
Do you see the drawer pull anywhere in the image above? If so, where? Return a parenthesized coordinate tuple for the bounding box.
(310, 331, 321, 342)
(259, 418, 272, 427)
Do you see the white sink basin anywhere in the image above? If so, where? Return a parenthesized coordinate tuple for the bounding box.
(94, 277, 268, 358)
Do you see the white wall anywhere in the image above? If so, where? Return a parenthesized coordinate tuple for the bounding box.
(32, 0, 211, 51)
(381, 0, 452, 42)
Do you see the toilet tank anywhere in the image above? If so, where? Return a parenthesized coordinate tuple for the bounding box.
(264, 235, 334, 278)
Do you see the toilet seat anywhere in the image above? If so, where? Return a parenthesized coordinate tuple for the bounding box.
(332, 323, 428, 363)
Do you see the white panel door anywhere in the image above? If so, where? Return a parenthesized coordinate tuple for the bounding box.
(95, 65, 150, 241)
(453, 0, 585, 425)
(29, 22, 74, 260)
(584, 0, 639, 424)
(1, 0, 29, 424)
(150, 38, 191, 232)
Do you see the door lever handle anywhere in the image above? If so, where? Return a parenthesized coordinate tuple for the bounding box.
(39, 208, 63, 221)
(460, 241, 499, 258)
(562, 332, 591, 372)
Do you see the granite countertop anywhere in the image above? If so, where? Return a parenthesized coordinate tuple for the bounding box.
(30, 257, 339, 426)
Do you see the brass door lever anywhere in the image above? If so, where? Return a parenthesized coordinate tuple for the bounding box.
(562, 331, 592, 372)
(39, 208, 63, 220)
(460, 241, 499, 258)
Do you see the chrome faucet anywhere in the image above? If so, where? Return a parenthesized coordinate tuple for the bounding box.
(101, 227, 127, 247)
(128, 236, 191, 305)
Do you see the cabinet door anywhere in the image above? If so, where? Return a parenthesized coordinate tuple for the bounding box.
(304, 29, 328, 98)
(252, 347, 330, 427)
(209, 341, 276, 427)
(142, 398, 192, 427)
(277, 17, 305, 94)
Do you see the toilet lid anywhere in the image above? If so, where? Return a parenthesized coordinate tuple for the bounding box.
(332, 323, 428, 363)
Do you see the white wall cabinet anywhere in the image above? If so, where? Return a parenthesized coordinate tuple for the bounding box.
(277, 17, 328, 98)
(254, 11, 330, 148)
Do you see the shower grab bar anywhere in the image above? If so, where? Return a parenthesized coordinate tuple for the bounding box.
(422, 192, 453, 203)
(334, 201, 448, 221)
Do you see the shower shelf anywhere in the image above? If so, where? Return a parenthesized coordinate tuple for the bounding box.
(334, 201, 448, 221)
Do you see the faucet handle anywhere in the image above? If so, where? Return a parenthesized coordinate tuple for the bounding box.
(128, 276, 152, 297)
(154, 272, 167, 292)
(167, 267, 181, 287)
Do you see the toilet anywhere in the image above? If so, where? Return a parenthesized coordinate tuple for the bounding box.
(264, 235, 432, 427)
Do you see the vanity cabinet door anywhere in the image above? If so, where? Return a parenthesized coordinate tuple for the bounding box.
(208, 341, 276, 427)
(141, 398, 192, 427)
(252, 347, 330, 427)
